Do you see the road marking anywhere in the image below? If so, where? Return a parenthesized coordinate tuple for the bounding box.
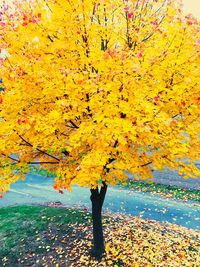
(9, 189, 30, 196)
(26, 183, 55, 192)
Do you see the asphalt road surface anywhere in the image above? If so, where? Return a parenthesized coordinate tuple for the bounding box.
(0, 174, 199, 230)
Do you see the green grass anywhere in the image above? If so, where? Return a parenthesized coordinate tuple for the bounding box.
(30, 166, 55, 177)
(0, 205, 91, 266)
(124, 180, 200, 202)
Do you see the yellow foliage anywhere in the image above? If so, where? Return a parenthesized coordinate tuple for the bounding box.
(0, 0, 200, 194)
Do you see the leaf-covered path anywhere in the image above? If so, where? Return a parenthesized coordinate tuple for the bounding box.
(0, 174, 199, 230)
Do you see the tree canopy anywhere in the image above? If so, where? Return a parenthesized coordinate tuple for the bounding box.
(0, 0, 200, 196)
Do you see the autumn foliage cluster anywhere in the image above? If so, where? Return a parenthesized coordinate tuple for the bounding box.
(0, 0, 200, 196)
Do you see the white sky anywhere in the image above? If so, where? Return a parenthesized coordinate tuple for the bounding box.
(0, 0, 200, 19)
(182, 0, 200, 19)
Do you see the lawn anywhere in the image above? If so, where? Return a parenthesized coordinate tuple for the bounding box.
(125, 180, 200, 202)
(0, 205, 91, 266)
(0, 205, 199, 266)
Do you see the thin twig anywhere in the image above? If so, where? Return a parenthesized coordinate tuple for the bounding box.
(2, 153, 20, 162)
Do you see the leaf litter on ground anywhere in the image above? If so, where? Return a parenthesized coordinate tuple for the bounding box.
(1, 206, 199, 267)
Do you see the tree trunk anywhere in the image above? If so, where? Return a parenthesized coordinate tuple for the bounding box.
(90, 182, 107, 261)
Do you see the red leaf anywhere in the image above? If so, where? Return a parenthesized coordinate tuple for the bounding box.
(153, 96, 159, 105)
(53, 184, 57, 189)
(136, 52, 143, 58)
(23, 15, 28, 21)
(128, 12, 134, 19)
(150, 21, 158, 25)
(181, 101, 186, 107)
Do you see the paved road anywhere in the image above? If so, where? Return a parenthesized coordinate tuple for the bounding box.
(0, 174, 199, 230)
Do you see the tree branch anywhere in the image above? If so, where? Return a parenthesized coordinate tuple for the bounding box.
(2, 153, 20, 162)
(103, 158, 115, 173)
(62, 150, 69, 156)
(67, 120, 79, 129)
(1, 161, 59, 167)
(18, 134, 60, 161)
(29, 161, 59, 164)
(140, 161, 152, 167)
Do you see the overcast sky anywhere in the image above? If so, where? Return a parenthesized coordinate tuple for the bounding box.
(183, 0, 200, 19)
(1, 0, 200, 19)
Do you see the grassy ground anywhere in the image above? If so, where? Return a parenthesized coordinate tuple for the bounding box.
(0, 205, 91, 266)
(0, 205, 199, 266)
(124, 180, 200, 202)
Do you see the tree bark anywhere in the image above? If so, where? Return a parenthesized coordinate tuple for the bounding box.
(90, 182, 107, 261)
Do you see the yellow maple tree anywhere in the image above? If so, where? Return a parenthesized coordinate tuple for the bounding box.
(0, 0, 200, 259)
